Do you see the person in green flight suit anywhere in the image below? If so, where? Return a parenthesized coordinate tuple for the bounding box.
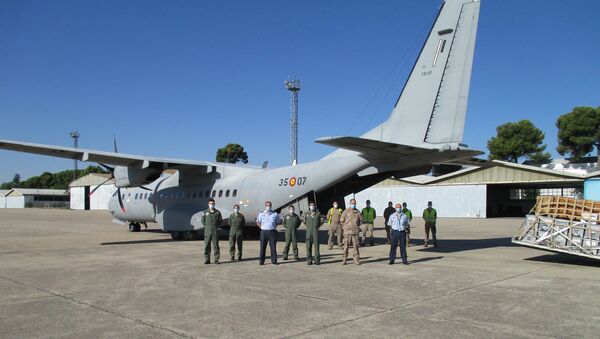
(228, 204, 245, 261)
(402, 202, 413, 247)
(282, 205, 302, 261)
(423, 201, 438, 247)
(201, 198, 222, 265)
(304, 202, 323, 265)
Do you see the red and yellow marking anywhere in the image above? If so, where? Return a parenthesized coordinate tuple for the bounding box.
(289, 177, 297, 186)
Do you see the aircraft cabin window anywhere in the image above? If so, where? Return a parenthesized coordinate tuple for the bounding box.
(128, 193, 131, 197)
(218, 190, 223, 197)
(225, 189, 230, 197)
(212, 190, 216, 197)
(135, 193, 138, 200)
(192, 193, 197, 198)
(144, 193, 148, 199)
(187, 193, 191, 199)
(232, 189, 238, 197)
(205, 190, 210, 197)
(122, 194, 125, 200)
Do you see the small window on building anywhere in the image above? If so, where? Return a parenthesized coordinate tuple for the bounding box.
(218, 190, 223, 198)
(225, 189, 230, 197)
(233, 189, 238, 197)
(509, 188, 536, 200)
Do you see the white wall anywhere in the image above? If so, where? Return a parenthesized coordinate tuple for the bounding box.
(6, 196, 25, 208)
(91, 185, 117, 210)
(0, 196, 6, 208)
(70, 187, 85, 210)
(70, 185, 116, 210)
(345, 184, 487, 218)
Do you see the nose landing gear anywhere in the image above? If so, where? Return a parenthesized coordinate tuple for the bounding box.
(128, 222, 141, 232)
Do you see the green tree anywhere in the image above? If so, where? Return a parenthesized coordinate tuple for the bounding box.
(216, 144, 248, 164)
(556, 106, 600, 167)
(12, 173, 20, 185)
(487, 120, 551, 163)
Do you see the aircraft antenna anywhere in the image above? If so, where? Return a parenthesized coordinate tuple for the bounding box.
(285, 77, 301, 165)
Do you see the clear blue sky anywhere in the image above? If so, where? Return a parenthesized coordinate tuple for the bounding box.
(1, 0, 599, 182)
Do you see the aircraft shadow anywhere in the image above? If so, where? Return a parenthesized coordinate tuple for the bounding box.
(413, 237, 513, 253)
(524, 254, 600, 267)
(101, 239, 178, 245)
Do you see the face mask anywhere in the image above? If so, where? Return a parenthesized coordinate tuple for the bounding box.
(234, 208, 239, 213)
(309, 205, 315, 211)
(351, 204, 356, 209)
(333, 204, 338, 208)
(208, 204, 215, 210)
(396, 208, 402, 213)
(265, 206, 271, 212)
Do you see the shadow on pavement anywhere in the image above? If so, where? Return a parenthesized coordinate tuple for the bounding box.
(524, 253, 600, 267)
(101, 238, 178, 245)
(415, 237, 513, 253)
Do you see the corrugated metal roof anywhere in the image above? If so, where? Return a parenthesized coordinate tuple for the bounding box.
(69, 173, 114, 187)
(7, 188, 68, 197)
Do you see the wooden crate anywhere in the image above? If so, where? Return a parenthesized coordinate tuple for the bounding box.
(534, 196, 600, 221)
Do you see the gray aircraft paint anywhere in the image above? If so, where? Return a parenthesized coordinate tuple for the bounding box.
(0, 0, 482, 236)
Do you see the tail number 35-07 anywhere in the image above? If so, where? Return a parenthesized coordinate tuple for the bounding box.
(278, 177, 307, 187)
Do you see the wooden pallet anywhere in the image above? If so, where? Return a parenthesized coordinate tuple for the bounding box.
(534, 196, 600, 221)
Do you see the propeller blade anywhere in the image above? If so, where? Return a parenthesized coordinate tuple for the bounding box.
(99, 163, 114, 172)
(88, 176, 114, 197)
(117, 187, 126, 213)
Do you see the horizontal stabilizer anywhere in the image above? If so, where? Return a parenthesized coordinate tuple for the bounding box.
(316, 136, 483, 163)
(316, 136, 433, 157)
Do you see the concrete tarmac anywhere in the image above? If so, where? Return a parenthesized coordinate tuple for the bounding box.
(0, 208, 599, 338)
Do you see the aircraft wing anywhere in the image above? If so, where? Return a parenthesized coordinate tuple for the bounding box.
(0, 139, 217, 170)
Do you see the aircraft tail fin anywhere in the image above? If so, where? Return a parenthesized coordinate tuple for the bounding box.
(361, 0, 480, 148)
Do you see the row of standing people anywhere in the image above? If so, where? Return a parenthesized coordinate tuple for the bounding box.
(200, 198, 438, 266)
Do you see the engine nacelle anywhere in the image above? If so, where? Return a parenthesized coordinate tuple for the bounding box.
(113, 166, 161, 188)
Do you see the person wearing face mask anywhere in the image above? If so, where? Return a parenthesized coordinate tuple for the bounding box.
(401, 202, 413, 247)
(340, 198, 363, 265)
(326, 201, 344, 250)
(387, 203, 409, 265)
(361, 200, 376, 246)
(304, 202, 323, 265)
(282, 205, 301, 261)
(228, 204, 245, 262)
(383, 202, 396, 245)
(256, 201, 281, 265)
(201, 198, 223, 265)
(423, 201, 438, 247)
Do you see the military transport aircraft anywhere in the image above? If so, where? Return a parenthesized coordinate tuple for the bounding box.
(0, 0, 482, 240)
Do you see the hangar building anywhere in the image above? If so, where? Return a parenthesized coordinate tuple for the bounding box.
(0, 188, 69, 208)
(69, 173, 116, 210)
(0, 189, 9, 208)
(347, 160, 600, 218)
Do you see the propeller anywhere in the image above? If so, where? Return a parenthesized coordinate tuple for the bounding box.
(87, 137, 151, 213)
(90, 163, 126, 213)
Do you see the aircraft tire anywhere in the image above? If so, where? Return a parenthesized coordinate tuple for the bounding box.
(171, 232, 184, 240)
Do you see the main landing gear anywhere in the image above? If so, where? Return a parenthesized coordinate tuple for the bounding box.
(170, 230, 202, 241)
(128, 222, 141, 232)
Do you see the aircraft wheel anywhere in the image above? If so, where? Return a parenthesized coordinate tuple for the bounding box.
(128, 223, 136, 232)
(171, 232, 184, 240)
(134, 223, 142, 232)
(186, 231, 200, 241)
